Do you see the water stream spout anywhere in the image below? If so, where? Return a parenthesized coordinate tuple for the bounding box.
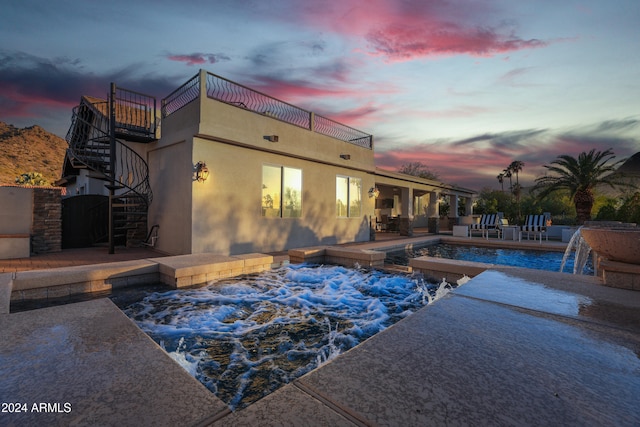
(560, 227, 592, 275)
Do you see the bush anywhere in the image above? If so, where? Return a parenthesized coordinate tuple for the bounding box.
(617, 192, 640, 224)
(15, 171, 50, 186)
(474, 187, 575, 225)
(594, 203, 617, 221)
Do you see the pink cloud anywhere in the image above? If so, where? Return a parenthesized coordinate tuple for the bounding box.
(251, 76, 360, 101)
(245, 75, 396, 129)
(367, 25, 547, 61)
(0, 85, 76, 118)
(417, 105, 492, 119)
(167, 53, 230, 66)
(249, 73, 397, 105)
(321, 102, 380, 128)
(292, 0, 550, 61)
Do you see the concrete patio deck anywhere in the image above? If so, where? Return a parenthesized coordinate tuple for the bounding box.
(0, 246, 167, 273)
(1, 235, 640, 426)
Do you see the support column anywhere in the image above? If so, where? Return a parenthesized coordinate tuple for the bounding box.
(400, 187, 413, 236)
(451, 195, 459, 218)
(427, 191, 440, 234)
(427, 191, 440, 217)
(466, 197, 474, 216)
(449, 194, 459, 227)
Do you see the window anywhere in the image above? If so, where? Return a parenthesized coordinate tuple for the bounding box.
(262, 165, 302, 217)
(336, 175, 361, 217)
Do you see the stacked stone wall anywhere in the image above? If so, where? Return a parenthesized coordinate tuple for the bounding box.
(31, 187, 62, 254)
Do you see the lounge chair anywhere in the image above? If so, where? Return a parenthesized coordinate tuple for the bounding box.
(469, 213, 503, 239)
(519, 213, 551, 243)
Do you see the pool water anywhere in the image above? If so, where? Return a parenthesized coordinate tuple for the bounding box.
(384, 242, 594, 274)
(116, 264, 452, 410)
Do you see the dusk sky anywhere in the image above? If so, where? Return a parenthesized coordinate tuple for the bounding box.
(1, 0, 638, 190)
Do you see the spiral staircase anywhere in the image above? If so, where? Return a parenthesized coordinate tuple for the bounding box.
(65, 84, 157, 252)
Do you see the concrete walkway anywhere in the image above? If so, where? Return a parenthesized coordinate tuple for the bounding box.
(2, 237, 640, 425)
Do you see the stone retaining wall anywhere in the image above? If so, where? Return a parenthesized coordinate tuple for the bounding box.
(31, 187, 62, 254)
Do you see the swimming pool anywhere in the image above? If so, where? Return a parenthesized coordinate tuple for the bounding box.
(116, 264, 455, 410)
(384, 242, 594, 274)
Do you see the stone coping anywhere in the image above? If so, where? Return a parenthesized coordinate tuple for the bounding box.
(288, 246, 386, 267)
(288, 246, 330, 264)
(152, 253, 274, 288)
(288, 236, 567, 278)
(3, 252, 275, 313)
(11, 260, 159, 291)
(410, 256, 493, 282)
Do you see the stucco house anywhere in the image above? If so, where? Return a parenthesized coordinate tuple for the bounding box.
(58, 70, 475, 255)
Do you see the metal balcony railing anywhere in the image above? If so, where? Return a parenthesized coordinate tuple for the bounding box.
(313, 114, 372, 149)
(111, 87, 157, 142)
(161, 73, 200, 117)
(161, 71, 373, 149)
(205, 72, 312, 129)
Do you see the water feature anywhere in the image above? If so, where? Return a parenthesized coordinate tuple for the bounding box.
(116, 264, 465, 410)
(560, 227, 592, 274)
(580, 223, 640, 264)
(572, 222, 640, 289)
(385, 242, 594, 274)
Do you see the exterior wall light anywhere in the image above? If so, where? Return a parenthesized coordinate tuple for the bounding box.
(368, 187, 380, 198)
(263, 135, 279, 142)
(194, 161, 209, 182)
(340, 154, 351, 160)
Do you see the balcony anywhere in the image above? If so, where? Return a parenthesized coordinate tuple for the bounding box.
(161, 71, 373, 149)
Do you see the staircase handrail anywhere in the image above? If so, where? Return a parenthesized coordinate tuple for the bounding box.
(66, 104, 153, 206)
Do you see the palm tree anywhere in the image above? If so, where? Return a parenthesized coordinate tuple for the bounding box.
(512, 182, 522, 221)
(509, 160, 525, 185)
(496, 173, 505, 192)
(533, 148, 628, 224)
(508, 161, 524, 221)
(503, 168, 513, 195)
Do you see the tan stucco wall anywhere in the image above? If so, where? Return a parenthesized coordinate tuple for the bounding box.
(147, 140, 193, 255)
(191, 137, 375, 255)
(198, 95, 375, 174)
(0, 186, 32, 234)
(145, 100, 203, 255)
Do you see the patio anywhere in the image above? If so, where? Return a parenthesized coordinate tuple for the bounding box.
(1, 235, 639, 425)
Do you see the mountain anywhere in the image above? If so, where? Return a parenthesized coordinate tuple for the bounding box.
(0, 122, 68, 185)
(595, 152, 640, 197)
(616, 152, 640, 178)
(612, 152, 640, 192)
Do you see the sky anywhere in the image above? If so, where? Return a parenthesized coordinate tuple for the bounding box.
(1, 0, 639, 191)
